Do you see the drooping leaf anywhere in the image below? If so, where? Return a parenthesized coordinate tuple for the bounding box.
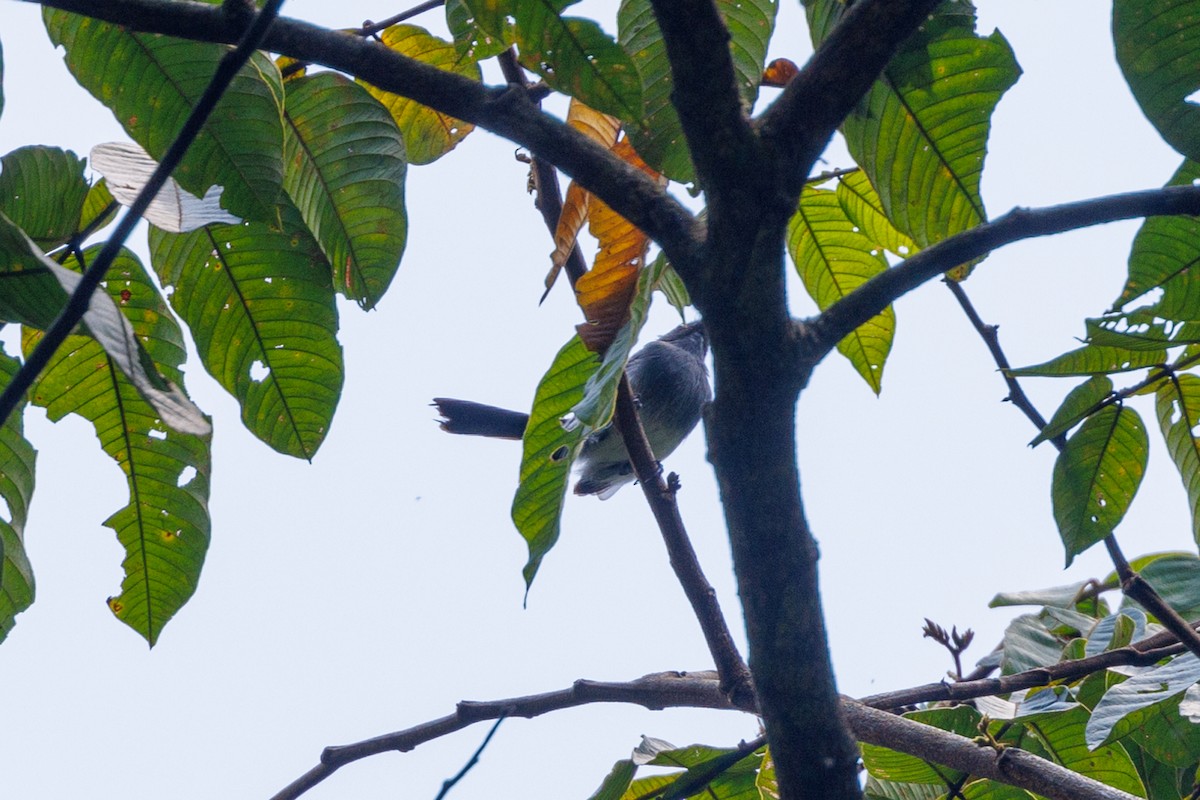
(445, 0, 510, 60)
(835, 170, 917, 258)
(572, 246, 669, 430)
(283, 72, 408, 310)
(575, 139, 662, 354)
(618, 0, 777, 183)
(513, 5, 642, 121)
(90, 142, 242, 232)
(588, 759, 637, 800)
(0, 213, 210, 435)
(1156, 375, 1200, 547)
(655, 255, 691, 317)
(79, 178, 119, 236)
(1116, 552, 1200, 621)
(1032, 375, 1113, 446)
(1114, 1, 1200, 164)
(1009, 345, 1165, 377)
(1086, 653, 1200, 750)
(512, 335, 598, 590)
(43, 10, 285, 223)
(1083, 609, 1146, 658)
(0, 341, 36, 644)
(23, 247, 211, 646)
(1115, 160, 1200, 318)
(148, 207, 342, 460)
(788, 185, 894, 393)
(0, 145, 89, 249)
(989, 579, 1099, 611)
(1052, 404, 1148, 565)
(805, 0, 1020, 277)
(362, 25, 480, 165)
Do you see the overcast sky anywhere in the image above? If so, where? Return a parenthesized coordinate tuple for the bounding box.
(0, 2, 1190, 799)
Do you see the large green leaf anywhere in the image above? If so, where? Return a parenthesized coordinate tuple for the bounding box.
(1116, 553, 1200, 621)
(1115, 160, 1200, 318)
(999, 613, 1068, 675)
(834, 170, 916, 258)
(512, 335, 597, 590)
(618, 0, 777, 183)
(0, 211, 69, 328)
(862, 706, 981, 784)
(788, 185, 894, 393)
(282, 72, 407, 310)
(43, 11, 285, 223)
(1155, 375, 1200, 547)
(1114, 0, 1200, 163)
(1086, 653, 1200, 750)
(511, 2, 642, 121)
(1021, 706, 1146, 797)
(805, 0, 1020, 263)
(23, 247, 211, 646)
(0, 342, 36, 644)
(1032, 375, 1114, 447)
(0, 146, 89, 249)
(1009, 345, 1165, 377)
(149, 208, 342, 460)
(362, 25, 480, 165)
(1052, 404, 1148, 565)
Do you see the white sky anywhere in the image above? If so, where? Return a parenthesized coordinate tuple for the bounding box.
(0, 1, 1190, 798)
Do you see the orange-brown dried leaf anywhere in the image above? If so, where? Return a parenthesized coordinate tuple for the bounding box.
(762, 58, 799, 87)
(575, 139, 664, 354)
(546, 100, 622, 292)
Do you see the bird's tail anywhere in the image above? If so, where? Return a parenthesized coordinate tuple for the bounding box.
(432, 398, 529, 439)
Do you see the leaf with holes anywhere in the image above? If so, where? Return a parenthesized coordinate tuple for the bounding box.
(788, 185, 894, 394)
(0, 341, 36, 644)
(835, 170, 916, 258)
(805, 0, 1020, 277)
(1052, 404, 1148, 565)
(1156, 375, 1200, 547)
(149, 205, 342, 460)
(512, 3, 642, 121)
(618, 0, 777, 182)
(1114, 0, 1200, 164)
(44, 10, 285, 223)
(362, 25, 480, 165)
(512, 335, 598, 591)
(283, 72, 408, 310)
(0, 146, 89, 249)
(22, 247, 211, 646)
(445, 0, 510, 60)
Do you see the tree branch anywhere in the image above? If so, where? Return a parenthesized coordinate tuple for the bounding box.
(29, 0, 706, 279)
(757, 0, 942, 199)
(842, 699, 1144, 800)
(269, 672, 744, 800)
(810, 185, 1200, 360)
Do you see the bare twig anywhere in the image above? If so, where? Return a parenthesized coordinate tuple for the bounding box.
(269, 672, 743, 800)
(0, 0, 284, 430)
(432, 714, 505, 800)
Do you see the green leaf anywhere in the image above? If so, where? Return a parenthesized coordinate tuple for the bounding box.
(806, 0, 1020, 268)
(1009, 345, 1165, 377)
(1000, 613, 1067, 674)
(363, 25, 480, 165)
(43, 11, 285, 223)
(617, 0, 776, 183)
(0, 146, 89, 249)
(1156, 375, 1200, 547)
(148, 208, 343, 460)
(282, 72, 408, 310)
(834, 170, 917, 258)
(1022, 705, 1142, 796)
(0, 341, 36, 644)
(0, 211, 69, 328)
(863, 777, 944, 800)
(512, 335, 598, 589)
(587, 759, 637, 800)
(862, 706, 981, 784)
(1052, 404, 1148, 565)
(1086, 653, 1200, 750)
(571, 252, 668, 429)
(643, 744, 765, 800)
(653, 256, 691, 317)
(1087, 310, 1200, 352)
(989, 579, 1097, 610)
(1114, 1, 1200, 163)
(1119, 553, 1200, 621)
(445, 0, 510, 59)
(1032, 375, 1113, 446)
(513, 3, 642, 121)
(1115, 160, 1200, 317)
(788, 185, 894, 393)
(23, 247, 211, 646)
(79, 178, 119, 236)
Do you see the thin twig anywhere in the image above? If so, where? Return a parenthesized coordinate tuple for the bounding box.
(496, 48, 755, 707)
(432, 714, 506, 800)
(0, 0, 284, 430)
(947, 281, 1200, 658)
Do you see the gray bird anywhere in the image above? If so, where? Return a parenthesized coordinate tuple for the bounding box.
(434, 321, 710, 498)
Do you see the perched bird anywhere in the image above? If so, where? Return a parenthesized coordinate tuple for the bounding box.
(434, 321, 710, 499)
